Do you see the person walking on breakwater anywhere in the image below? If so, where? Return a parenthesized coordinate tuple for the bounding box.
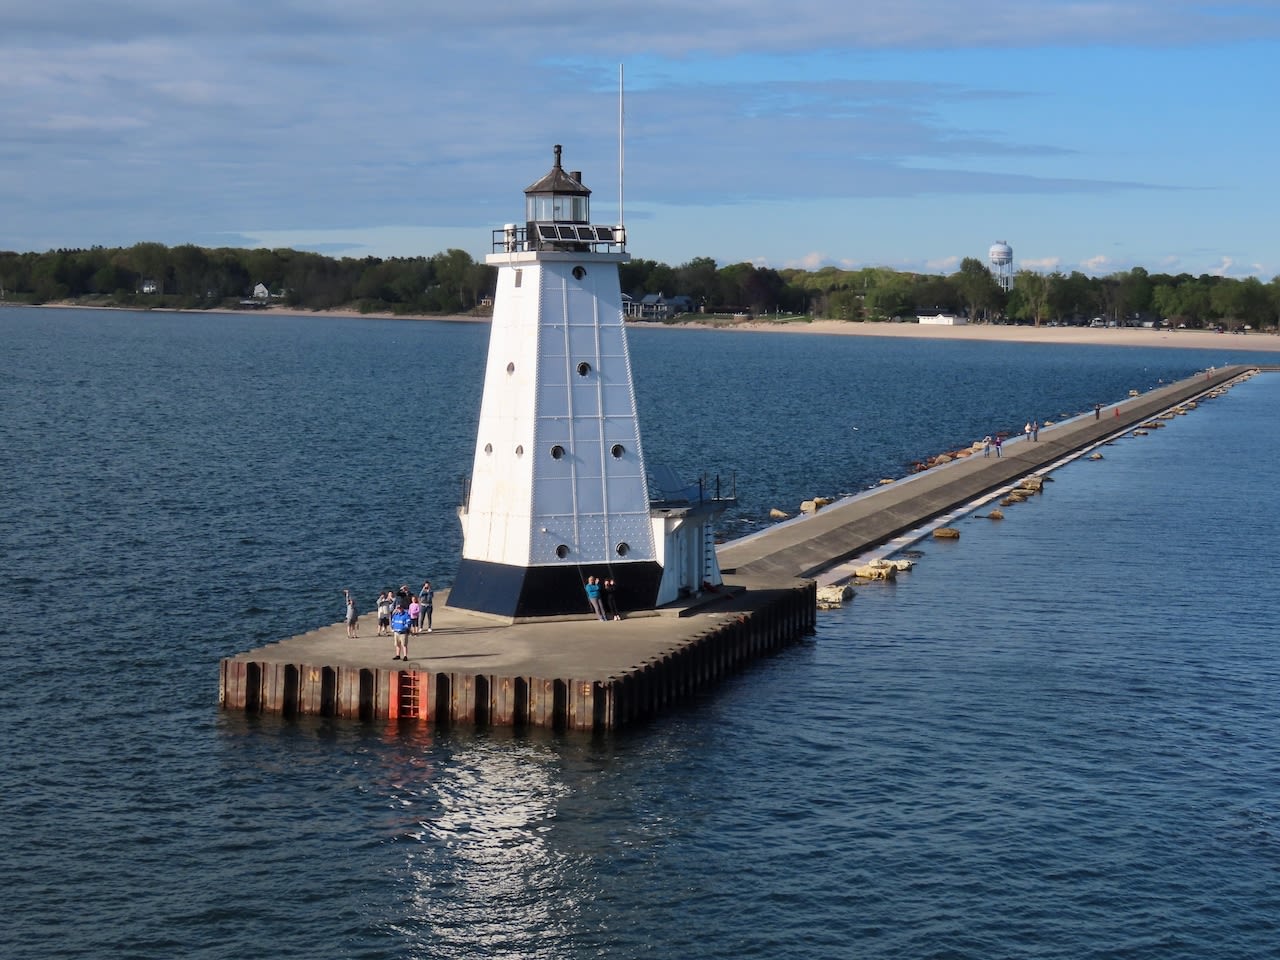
(391, 604, 412, 660)
(376, 589, 394, 636)
(983, 435, 992, 458)
(1095, 403, 1102, 420)
(1032, 419, 1040, 441)
(585, 577, 607, 621)
(343, 589, 359, 638)
(1024, 421, 1032, 443)
(994, 434, 1003, 457)
(419, 580, 434, 632)
(603, 578, 621, 621)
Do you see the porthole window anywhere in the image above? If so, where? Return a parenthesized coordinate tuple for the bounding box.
(577, 361, 592, 377)
(484, 443, 493, 455)
(555, 544, 570, 559)
(506, 361, 515, 375)
(550, 444, 565, 460)
(615, 542, 630, 557)
(572, 266, 586, 280)
(515, 445, 524, 457)
(611, 444, 625, 459)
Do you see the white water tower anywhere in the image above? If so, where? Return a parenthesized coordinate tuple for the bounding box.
(988, 241, 1013, 292)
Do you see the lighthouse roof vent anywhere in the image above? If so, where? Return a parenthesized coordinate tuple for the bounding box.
(525, 144, 591, 197)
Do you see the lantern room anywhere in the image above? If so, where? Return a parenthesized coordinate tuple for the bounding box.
(493, 145, 624, 255)
(525, 143, 590, 225)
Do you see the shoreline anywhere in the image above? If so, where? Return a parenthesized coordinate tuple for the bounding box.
(19, 300, 491, 325)
(661, 317, 1280, 353)
(16, 300, 1280, 353)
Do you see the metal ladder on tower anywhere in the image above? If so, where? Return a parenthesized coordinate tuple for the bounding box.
(704, 520, 717, 587)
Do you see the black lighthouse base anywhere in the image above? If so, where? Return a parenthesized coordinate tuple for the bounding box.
(447, 559, 663, 620)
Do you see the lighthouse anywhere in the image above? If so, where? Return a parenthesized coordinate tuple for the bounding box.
(447, 145, 663, 620)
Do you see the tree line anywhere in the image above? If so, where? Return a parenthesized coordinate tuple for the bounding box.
(0, 243, 493, 314)
(3, 243, 1278, 330)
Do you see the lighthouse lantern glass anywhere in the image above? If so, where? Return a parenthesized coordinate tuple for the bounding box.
(527, 193, 589, 223)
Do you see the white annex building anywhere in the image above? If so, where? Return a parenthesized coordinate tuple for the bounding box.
(917, 313, 967, 325)
(447, 146, 730, 620)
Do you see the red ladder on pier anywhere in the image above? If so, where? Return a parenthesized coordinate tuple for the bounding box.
(397, 671, 422, 719)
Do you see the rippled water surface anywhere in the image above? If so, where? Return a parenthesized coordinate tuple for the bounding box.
(2, 307, 1278, 959)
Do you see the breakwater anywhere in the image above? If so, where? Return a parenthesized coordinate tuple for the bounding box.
(219, 364, 1254, 730)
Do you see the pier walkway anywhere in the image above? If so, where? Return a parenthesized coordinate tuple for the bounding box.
(221, 578, 814, 729)
(220, 364, 1251, 730)
(719, 364, 1250, 585)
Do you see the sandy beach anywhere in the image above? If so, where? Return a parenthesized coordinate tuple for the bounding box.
(667, 317, 1280, 353)
(23, 301, 1280, 354)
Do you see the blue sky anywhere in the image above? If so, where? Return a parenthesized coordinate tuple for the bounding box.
(3, 1, 1278, 278)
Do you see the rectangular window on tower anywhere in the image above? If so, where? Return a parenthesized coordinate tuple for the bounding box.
(514, 269, 522, 288)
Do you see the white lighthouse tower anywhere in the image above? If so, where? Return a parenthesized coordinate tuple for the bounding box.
(448, 145, 663, 619)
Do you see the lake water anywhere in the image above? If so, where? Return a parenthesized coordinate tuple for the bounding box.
(2, 306, 1278, 959)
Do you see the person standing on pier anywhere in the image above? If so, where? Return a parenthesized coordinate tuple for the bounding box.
(376, 590, 394, 636)
(1032, 419, 1040, 441)
(391, 604, 412, 660)
(1024, 421, 1032, 443)
(343, 589, 359, 638)
(408, 595, 421, 635)
(1095, 403, 1102, 420)
(419, 581, 434, 632)
(994, 434, 1003, 458)
(983, 435, 992, 458)
(585, 577, 606, 620)
(603, 578, 621, 621)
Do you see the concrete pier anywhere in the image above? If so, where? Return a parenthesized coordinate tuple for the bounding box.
(220, 580, 816, 730)
(719, 364, 1252, 584)
(220, 365, 1253, 730)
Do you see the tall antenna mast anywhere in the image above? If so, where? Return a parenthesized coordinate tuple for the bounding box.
(618, 63, 625, 234)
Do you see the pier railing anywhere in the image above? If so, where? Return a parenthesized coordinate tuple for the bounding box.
(649, 467, 736, 507)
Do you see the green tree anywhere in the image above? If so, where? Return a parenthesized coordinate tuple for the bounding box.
(951, 257, 1003, 323)
(432, 249, 481, 311)
(863, 271, 915, 320)
(1118, 266, 1153, 320)
(675, 256, 720, 310)
(1053, 270, 1094, 322)
(912, 273, 961, 315)
(1211, 276, 1274, 330)
(1011, 270, 1051, 326)
(129, 242, 170, 294)
(170, 244, 211, 297)
(825, 288, 863, 321)
(618, 259, 660, 299)
(29, 252, 71, 302)
(642, 263, 679, 299)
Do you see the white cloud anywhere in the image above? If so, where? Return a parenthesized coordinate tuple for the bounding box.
(1207, 256, 1235, 277)
(783, 252, 834, 270)
(0, 1, 1274, 275)
(1020, 257, 1061, 272)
